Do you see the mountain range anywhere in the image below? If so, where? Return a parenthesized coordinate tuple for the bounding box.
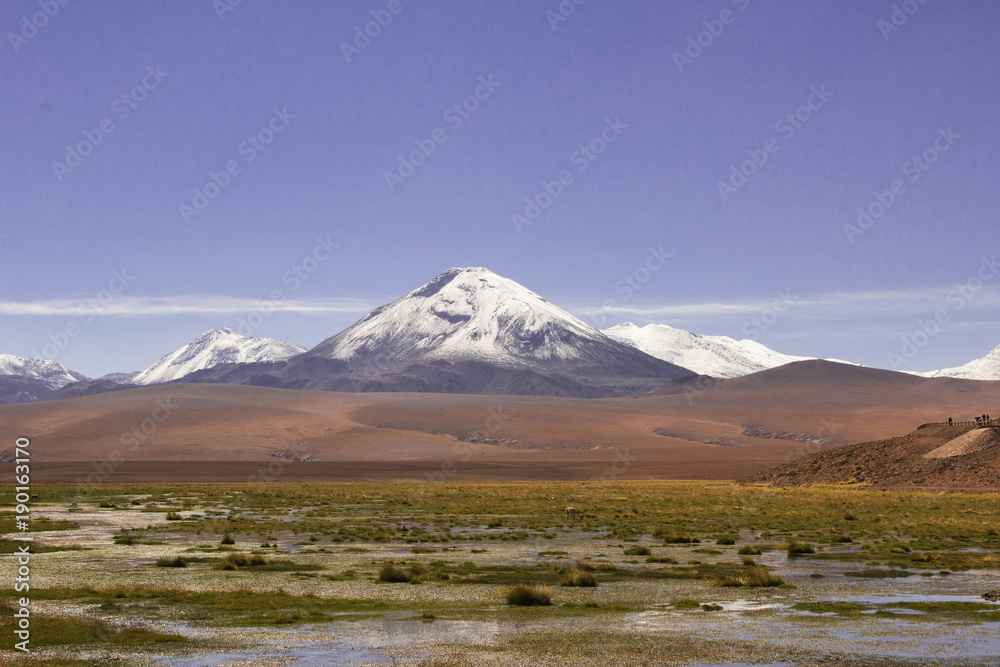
(2, 267, 998, 403)
(602, 322, 809, 378)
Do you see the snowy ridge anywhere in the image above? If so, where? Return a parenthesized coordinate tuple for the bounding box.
(0, 354, 90, 389)
(603, 322, 809, 378)
(133, 328, 306, 385)
(98, 371, 140, 384)
(918, 344, 1000, 381)
(308, 267, 681, 372)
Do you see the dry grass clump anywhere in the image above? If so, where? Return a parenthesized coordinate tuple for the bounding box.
(220, 532, 235, 545)
(655, 529, 701, 544)
(219, 553, 267, 570)
(155, 557, 187, 568)
(786, 540, 816, 556)
(377, 561, 445, 583)
(559, 568, 598, 587)
(505, 583, 552, 606)
(718, 566, 786, 588)
(624, 545, 651, 556)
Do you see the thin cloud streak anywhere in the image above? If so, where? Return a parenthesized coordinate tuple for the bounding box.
(568, 286, 1000, 322)
(0, 295, 380, 318)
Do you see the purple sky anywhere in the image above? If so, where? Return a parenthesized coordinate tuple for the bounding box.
(2, 0, 999, 377)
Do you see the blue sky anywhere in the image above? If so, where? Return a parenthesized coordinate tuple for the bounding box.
(2, 0, 999, 378)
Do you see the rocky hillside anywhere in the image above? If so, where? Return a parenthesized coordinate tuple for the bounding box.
(751, 424, 1000, 492)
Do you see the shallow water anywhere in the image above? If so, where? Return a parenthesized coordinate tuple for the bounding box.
(157, 643, 391, 667)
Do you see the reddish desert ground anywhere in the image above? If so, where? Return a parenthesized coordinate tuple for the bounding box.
(3, 361, 1000, 483)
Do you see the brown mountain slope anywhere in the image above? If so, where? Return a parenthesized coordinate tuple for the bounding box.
(751, 424, 1000, 492)
(2, 360, 1000, 483)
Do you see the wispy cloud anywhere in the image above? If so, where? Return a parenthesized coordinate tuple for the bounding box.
(566, 285, 1000, 323)
(0, 295, 379, 318)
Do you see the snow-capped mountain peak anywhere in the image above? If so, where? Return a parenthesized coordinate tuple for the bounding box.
(919, 344, 1000, 381)
(132, 328, 307, 385)
(307, 268, 690, 379)
(602, 322, 809, 378)
(0, 354, 90, 389)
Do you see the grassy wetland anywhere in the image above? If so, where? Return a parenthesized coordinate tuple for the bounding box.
(2, 481, 999, 666)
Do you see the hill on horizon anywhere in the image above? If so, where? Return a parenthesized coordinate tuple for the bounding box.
(752, 422, 1000, 492)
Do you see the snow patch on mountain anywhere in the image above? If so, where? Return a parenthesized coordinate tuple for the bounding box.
(602, 322, 809, 378)
(918, 344, 1000, 381)
(0, 354, 90, 389)
(133, 329, 306, 385)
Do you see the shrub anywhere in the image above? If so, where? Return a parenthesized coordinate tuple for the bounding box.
(221, 533, 235, 545)
(408, 563, 430, 579)
(716, 535, 737, 545)
(624, 546, 651, 556)
(378, 562, 412, 583)
(672, 599, 701, 609)
(646, 556, 678, 564)
(559, 568, 598, 587)
(223, 553, 250, 568)
(486, 519, 503, 528)
(787, 541, 815, 556)
(719, 566, 786, 588)
(742, 556, 756, 566)
(165, 511, 183, 521)
(506, 583, 552, 606)
(737, 545, 761, 555)
(661, 534, 700, 544)
(248, 554, 267, 566)
(155, 557, 187, 568)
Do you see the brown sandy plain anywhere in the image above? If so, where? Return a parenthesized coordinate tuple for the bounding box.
(3, 361, 1000, 484)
